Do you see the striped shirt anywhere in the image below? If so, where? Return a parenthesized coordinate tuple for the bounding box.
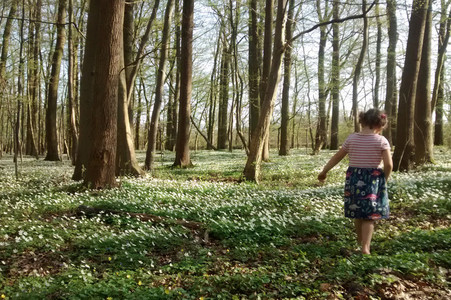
(342, 133, 390, 168)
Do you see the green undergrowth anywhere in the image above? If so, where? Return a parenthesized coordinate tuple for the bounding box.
(0, 148, 450, 299)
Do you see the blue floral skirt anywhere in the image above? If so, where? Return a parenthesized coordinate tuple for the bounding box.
(344, 167, 389, 220)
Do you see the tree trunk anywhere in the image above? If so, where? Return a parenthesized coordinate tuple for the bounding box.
(393, 0, 429, 172)
(217, 37, 230, 150)
(83, 0, 124, 188)
(45, 0, 66, 161)
(351, 0, 368, 132)
(248, 0, 260, 142)
(414, 1, 433, 165)
(383, 0, 398, 145)
(166, 2, 180, 152)
(173, 0, 194, 168)
(432, 2, 451, 146)
(243, 0, 288, 182)
(260, 0, 274, 161)
(26, 2, 39, 158)
(279, 0, 295, 156)
(313, 0, 330, 154)
(145, 0, 174, 171)
(116, 1, 144, 177)
(373, 1, 382, 109)
(67, 0, 78, 165)
(73, 0, 99, 181)
(330, 0, 340, 150)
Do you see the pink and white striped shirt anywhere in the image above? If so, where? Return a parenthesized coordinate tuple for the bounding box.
(342, 133, 390, 168)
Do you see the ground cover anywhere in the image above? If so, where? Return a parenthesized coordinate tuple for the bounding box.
(0, 148, 450, 299)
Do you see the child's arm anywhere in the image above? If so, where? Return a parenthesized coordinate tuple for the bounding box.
(382, 149, 393, 180)
(318, 148, 347, 182)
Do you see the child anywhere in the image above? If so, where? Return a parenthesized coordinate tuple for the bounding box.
(318, 109, 393, 254)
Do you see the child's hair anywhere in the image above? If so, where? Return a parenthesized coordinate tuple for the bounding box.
(359, 109, 387, 129)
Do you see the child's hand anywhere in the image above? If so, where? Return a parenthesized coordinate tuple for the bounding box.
(318, 171, 327, 183)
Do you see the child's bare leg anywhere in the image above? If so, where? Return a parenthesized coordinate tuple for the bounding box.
(360, 220, 375, 254)
(354, 219, 363, 247)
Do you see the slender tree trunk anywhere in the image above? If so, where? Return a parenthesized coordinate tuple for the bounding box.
(243, 0, 288, 182)
(145, 0, 174, 171)
(393, 0, 429, 172)
(166, 3, 181, 152)
(313, 0, 330, 154)
(116, 1, 144, 177)
(45, 0, 67, 161)
(373, 1, 382, 108)
(173, 0, 194, 168)
(206, 25, 221, 150)
(260, 0, 274, 161)
(330, 0, 340, 150)
(432, 2, 451, 145)
(217, 37, 229, 150)
(67, 0, 78, 165)
(279, 0, 294, 156)
(351, 0, 368, 132)
(248, 0, 260, 142)
(83, 0, 124, 188)
(383, 0, 398, 144)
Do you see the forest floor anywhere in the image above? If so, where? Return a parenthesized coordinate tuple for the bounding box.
(0, 147, 450, 299)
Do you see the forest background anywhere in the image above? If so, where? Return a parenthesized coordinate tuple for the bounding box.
(0, 0, 451, 298)
(0, 0, 450, 187)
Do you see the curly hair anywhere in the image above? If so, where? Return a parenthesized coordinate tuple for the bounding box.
(358, 109, 387, 129)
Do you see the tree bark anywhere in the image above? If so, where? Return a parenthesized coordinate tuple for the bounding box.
(383, 0, 398, 145)
(313, 0, 330, 154)
(116, 1, 144, 177)
(217, 34, 230, 150)
(330, 0, 340, 150)
(83, 0, 124, 188)
(260, 0, 274, 161)
(67, 0, 78, 165)
(145, 0, 174, 171)
(432, 2, 451, 146)
(279, 0, 295, 156)
(243, 0, 288, 182)
(45, 0, 67, 161)
(373, 1, 382, 109)
(173, 0, 194, 168)
(393, 0, 429, 172)
(414, 1, 433, 165)
(351, 0, 368, 132)
(248, 0, 260, 142)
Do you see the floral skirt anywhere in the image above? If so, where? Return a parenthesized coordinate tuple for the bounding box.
(344, 167, 389, 220)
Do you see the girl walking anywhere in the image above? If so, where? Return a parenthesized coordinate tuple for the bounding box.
(318, 109, 393, 254)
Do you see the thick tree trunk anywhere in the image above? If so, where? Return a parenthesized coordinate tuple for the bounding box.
(73, 0, 99, 181)
(393, 0, 429, 172)
(45, 0, 66, 161)
(383, 0, 398, 145)
(243, 0, 288, 182)
(414, 2, 433, 165)
(83, 0, 124, 188)
(145, 0, 174, 171)
(351, 0, 368, 132)
(173, 0, 194, 168)
(330, 0, 340, 150)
